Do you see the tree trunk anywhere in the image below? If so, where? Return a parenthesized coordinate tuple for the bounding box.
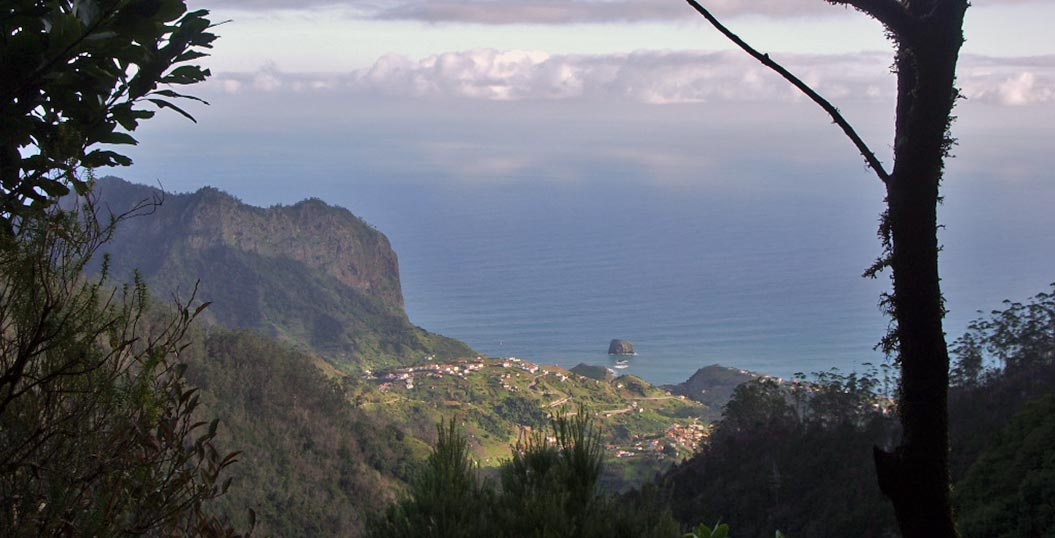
(683, 1, 970, 534)
(873, 3, 967, 537)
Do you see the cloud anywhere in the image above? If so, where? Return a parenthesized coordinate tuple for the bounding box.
(372, 0, 698, 24)
(356, 50, 554, 99)
(206, 50, 1055, 106)
(210, 0, 824, 22)
(211, 0, 1047, 24)
(959, 56, 1055, 106)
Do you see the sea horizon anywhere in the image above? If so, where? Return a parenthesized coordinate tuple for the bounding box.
(324, 175, 1051, 386)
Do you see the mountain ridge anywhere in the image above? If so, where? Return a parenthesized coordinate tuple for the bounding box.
(90, 176, 472, 370)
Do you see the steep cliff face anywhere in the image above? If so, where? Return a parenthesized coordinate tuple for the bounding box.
(90, 177, 473, 370)
(179, 188, 404, 309)
(95, 178, 403, 311)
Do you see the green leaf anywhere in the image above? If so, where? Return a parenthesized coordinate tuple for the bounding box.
(73, 0, 102, 26)
(46, 12, 83, 56)
(161, 64, 208, 84)
(192, 301, 211, 317)
(3, 0, 215, 227)
(145, 98, 197, 122)
(83, 30, 119, 42)
(152, 88, 207, 104)
(175, 50, 208, 62)
(101, 131, 139, 145)
(168, 64, 203, 78)
(112, 105, 138, 131)
(156, 0, 188, 22)
(40, 181, 71, 197)
(82, 149, 133, 168)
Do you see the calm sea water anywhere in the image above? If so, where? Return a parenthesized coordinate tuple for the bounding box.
(116, 96, 1055, 387)
(314, 175, 1053, 386)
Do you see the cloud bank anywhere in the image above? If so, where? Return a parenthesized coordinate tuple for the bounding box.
(207, 50, 1055, 107)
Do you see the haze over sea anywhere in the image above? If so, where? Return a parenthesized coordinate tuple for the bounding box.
(118, 93, 1055, 387)
(364, 177, 892, 385)
(333, 174, 1052, 385)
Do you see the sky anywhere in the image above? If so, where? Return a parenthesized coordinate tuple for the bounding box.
(139, 0, 1055, 183)
(194, 0, 1055, 74)
(128, 0, 1054, 221)
(196, 0, 1054, 72)
(113, 0, 1055, 366)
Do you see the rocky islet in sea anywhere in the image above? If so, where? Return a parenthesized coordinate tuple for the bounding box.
(608, 339, 636, 355)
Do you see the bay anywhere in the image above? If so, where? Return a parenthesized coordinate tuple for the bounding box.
(315, 171, 1054, 386)
(114, 96, 1055, 387)
(297, 176, 925, 385)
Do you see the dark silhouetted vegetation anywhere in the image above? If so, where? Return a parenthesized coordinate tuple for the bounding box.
(946, 284, 1055, 537)
(368, 408, 682, 538)
(953, 395, 1055, 538)
(685, 0, 970, 533)
(1, 1, 250, 534)
(0, 203, 243, 536)
(182, 330, 420, 537)
(666, 370, 899, 537)
(0, 0, 215, 232)
(664, 283, 1055, 537)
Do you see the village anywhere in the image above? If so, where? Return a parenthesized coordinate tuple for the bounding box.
(364, 356, 546, 392)
(361, 355, 715, 465)
(611, 421, 710, 460)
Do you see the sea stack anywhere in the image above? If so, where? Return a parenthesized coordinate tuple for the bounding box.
(608, 339, 635, 355)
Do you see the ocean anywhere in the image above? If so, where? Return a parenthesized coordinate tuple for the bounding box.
(116, 95, 1055, 387)
(311, 174, 1053, 386)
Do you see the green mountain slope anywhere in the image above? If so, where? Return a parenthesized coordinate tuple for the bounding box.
(90, 177, 473, 371)
(88, 179, 733, 532)
(181, 329, 419, 537)
(662, 364, 759, 419)
(352, 356, 713, 490)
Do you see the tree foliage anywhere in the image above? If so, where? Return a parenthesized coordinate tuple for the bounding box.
(945, 285, 1055, 536)
(666, 282, 1055, 537)
(368, 408, 682, 538)
(951, 283, 1055, 385)
(186, 330, 418, 537)
(366, 418, 497, 538)
(0, 202, 242, 536)
(0, 0, 216, 230)
(947, 285, 1055, 482)
(953, 395, 1055, 538)
(496, 408, 607, 537)
(0, 2, 240, 532)
(667, 370, 899, 537)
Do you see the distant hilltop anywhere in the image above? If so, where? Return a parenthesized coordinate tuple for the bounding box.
(662, 364, 760, 410)
(87, 176, 474, 370)
(91, 176, 404, 309)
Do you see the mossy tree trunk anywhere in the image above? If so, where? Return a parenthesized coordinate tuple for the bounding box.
(684, 1, 969, 536)
(873, 2, 967, 537)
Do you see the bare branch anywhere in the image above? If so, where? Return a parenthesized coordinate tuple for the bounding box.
(684, 0, 892, 184)
(827, 0, 914, 36)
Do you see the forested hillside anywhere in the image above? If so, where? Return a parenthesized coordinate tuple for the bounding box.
(75, 179, 736, 533)
(5, 0, 1048, 534)
(89, 177, 473, 371)
(663, 284, 1055, 537)
(180, 330, 419, 537)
